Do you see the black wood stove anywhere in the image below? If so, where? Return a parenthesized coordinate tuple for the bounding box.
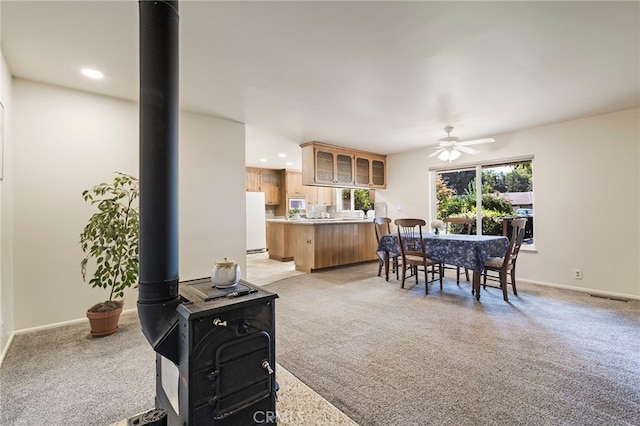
(136, 2, 278, 424)
(155, 279, 279, 425)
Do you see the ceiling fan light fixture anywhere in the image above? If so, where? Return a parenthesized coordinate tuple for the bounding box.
(437, 148, 461, 162)
(429, 126, 495, 161)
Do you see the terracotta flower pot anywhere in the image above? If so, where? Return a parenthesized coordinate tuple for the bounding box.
(86, 306, 123, 337)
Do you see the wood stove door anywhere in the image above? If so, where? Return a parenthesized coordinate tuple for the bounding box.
(214, 331, 274, 421)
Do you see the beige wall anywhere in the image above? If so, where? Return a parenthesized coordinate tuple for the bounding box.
(0, 49, 15, 356)
(179, 111, 246, 280)
(10, 79, 246, 331)
(377, 108, 640, 299)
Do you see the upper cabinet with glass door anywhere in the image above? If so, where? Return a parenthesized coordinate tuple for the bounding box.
(355, 153, 386, 189)
(301, 141, 386, 189)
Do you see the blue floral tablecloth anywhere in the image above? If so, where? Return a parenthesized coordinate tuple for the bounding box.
(378, 233, 508, 273)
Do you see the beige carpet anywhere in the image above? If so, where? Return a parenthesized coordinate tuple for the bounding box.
(2, 262, 638, 425)
(266, 262, 640, 426)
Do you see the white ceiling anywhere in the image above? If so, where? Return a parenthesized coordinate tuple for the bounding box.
(2, 1, 639, 170)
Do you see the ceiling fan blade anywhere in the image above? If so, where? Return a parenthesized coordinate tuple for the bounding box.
(459, 137, 496, 146)
(428, 147, 446, 158)
(454, 145, 481, 155)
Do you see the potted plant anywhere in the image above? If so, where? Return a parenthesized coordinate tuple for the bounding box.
(80, 172, 139, 337)
(287, 208, 301, 220)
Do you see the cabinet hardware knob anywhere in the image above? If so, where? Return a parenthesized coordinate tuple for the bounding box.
(212, 318, 227, 327)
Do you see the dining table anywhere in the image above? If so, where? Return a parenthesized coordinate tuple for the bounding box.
(377, 233, 509, 301)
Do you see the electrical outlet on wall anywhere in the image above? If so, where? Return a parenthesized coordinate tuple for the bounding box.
(573, 269, 583, 280)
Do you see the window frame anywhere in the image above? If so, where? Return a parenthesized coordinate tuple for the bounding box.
(429, 155, 536, 251)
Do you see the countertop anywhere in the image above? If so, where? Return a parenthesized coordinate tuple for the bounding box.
(266, 218, 373, 225)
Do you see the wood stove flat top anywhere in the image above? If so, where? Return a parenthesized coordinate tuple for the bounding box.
(178, 278, 278, 317)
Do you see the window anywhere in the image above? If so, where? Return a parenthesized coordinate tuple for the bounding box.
(339, 188, 372, 212)
(433, 158, 534, 245)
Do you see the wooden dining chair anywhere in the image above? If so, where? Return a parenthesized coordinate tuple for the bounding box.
(443, 217, 473, 284)
(374, 217, 400, 280)
(482, 217, 527, 301)
(394, 218, 443, 294)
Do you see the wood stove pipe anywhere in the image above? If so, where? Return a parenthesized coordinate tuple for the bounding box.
(137, 0, 182, 364)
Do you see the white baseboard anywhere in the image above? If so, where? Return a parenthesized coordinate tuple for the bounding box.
(519, 278, 639, 301)
(0, 332, 15, 368)
(13, 307, 138, 336)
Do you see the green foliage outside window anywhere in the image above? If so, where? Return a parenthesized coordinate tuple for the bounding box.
(342, 188, 372, 212)
(354, 189, 371, 212)
(437, 164, 532, 235)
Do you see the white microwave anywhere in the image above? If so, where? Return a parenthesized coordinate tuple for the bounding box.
(288, 197, 306, 210)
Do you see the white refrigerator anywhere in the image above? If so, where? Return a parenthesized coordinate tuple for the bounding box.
(246, 192, 267, 253)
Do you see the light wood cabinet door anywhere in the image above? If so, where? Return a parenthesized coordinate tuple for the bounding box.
(264, 185, 280, 205)
(261, 169, 281, 205)
(303, 186, 332, 205)
(371, 157, 386, 188)
(261, 170, 280, 187)
(316, 187, 333, 205)
(355, 154, 386, 189)
(286, 171, 304, 196)
(246, 168, 262, 192)
(313, 147, 354, 186)
(304, 185, 318, 204)
(246, 168, 281, 205)
(302, 142, 385, 188)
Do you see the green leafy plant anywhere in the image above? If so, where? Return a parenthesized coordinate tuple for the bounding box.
(80, 173, 139, 313)
(353, 189, 371, 213)
(287, 208, 301, 219)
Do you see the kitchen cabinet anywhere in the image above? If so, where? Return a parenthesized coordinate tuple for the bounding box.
(284, 170, 304, 196)
(301, 143, 354, 187)
(261, 169, 281, 205)
(316, 186, 334, 205)
(246, 168, 262, 192)
(301, 141, 386, 189)
(246, 168, 281, 205)
(266, 221, 295, 261)
(305, 186, 318, 205)
(293, 221, 378, 272)
(264, 186, 280, 205)
(355, 154, 387, 189)
(283, 170, 334, 205)
(276, 170, 305, 216)
(306, 185, 333, 205)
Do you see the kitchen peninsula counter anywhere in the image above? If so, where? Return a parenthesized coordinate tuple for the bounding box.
(267, 218, 377, 272)
(265, 218, 376, 267)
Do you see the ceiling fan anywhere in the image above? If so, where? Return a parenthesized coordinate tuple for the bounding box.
(428, 126, 496, 162)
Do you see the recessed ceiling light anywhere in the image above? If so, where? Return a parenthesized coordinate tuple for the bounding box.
(259, 158, 268, 163)
(278, 153, 286, 158)
(81, 68, 104, 79)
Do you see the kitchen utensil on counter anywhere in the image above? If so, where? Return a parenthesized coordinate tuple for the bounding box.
(211, 257, 241, 288)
